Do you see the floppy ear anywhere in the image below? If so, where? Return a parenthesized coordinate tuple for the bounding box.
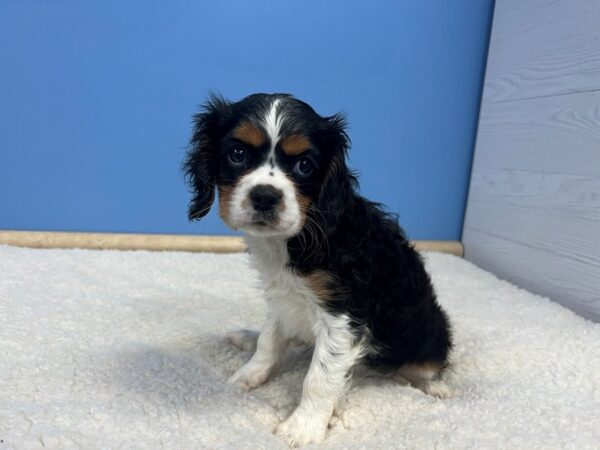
(316, 113, 356, 220)
(183, 94, 231, 220)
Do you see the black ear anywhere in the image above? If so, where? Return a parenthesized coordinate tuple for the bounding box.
(316, 113, 356, 220)
(183, 94, 231, 220)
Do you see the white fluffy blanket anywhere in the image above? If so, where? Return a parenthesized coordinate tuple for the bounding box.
(1, 246, 599, 449)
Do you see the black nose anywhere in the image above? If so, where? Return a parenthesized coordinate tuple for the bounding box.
(249, 184, 283, 212)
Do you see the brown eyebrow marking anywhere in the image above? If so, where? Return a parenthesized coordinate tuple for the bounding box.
(281, 134, 311, 156)
(232, 121, 266, 148)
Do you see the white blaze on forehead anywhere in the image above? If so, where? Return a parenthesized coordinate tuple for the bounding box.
(224, 97, 304, 237)
(262, 98, 283, 152)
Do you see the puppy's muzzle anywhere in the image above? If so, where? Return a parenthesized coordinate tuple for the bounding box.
(249, 184, 283, 223)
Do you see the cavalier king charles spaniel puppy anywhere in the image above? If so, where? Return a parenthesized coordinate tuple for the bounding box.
(184, 93, 452, 447)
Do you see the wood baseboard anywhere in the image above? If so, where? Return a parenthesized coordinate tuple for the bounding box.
(0, 230, 463, 257)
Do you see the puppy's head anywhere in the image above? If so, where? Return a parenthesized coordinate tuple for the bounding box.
(184, 93, 350, 237)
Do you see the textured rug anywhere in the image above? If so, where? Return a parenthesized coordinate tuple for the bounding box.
(0, 245, 598, 449)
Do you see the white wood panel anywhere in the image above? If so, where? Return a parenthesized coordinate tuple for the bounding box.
(484, 0, 600, 102)
(464, 228, 599, 322)
(465, 168, 600, 320)
(464, 0, 600, 321)
(468, 170, 600, 261)
(475, 91, 600, 176)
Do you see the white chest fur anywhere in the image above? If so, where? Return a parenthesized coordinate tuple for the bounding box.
(245, 235, 322, 343)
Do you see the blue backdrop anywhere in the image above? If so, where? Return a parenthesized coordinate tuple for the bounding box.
(0, 0, 493, 240)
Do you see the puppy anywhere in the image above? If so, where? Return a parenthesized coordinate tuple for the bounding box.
(184, 93, 452, 447)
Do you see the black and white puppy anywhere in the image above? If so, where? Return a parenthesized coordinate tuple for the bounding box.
(184, 93, 452, 447)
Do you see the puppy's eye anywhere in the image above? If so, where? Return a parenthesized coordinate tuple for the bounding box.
(228, 147, 247, 166)
(293, 157, 314, 177)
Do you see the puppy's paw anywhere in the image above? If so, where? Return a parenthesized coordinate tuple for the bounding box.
(228, 362, 270, 391)
(417, 380, 453, 399)
(275, 411, 328, 447)
(225, 329, 259, 352)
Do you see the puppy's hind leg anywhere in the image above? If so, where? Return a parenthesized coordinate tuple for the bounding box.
(225, 329, 259, 352)
(397, 362, 453, 399)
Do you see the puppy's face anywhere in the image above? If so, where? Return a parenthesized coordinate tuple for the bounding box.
(184, 94, 349, 237)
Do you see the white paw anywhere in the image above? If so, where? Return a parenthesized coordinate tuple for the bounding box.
(228, 362, 270, 391)
(275, 410, 329, 447)
(225, 329, 259, 352)
(418, 380, 453, 399)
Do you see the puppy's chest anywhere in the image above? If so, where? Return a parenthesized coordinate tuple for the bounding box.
(248, 238, 321, 342)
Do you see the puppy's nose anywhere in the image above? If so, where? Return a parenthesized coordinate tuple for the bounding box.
(249, 184, 283, 212)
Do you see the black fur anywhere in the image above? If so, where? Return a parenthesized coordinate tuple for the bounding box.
(184, 93, 452, 371)
(289, 198, 452, 368)
(183, 94, 233, 220)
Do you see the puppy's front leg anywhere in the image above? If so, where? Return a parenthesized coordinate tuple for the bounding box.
(276, 315, 362, 447)
(228, 314, 287, 391)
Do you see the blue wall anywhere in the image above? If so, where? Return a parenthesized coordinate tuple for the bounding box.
(0, 1, 493, 240)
